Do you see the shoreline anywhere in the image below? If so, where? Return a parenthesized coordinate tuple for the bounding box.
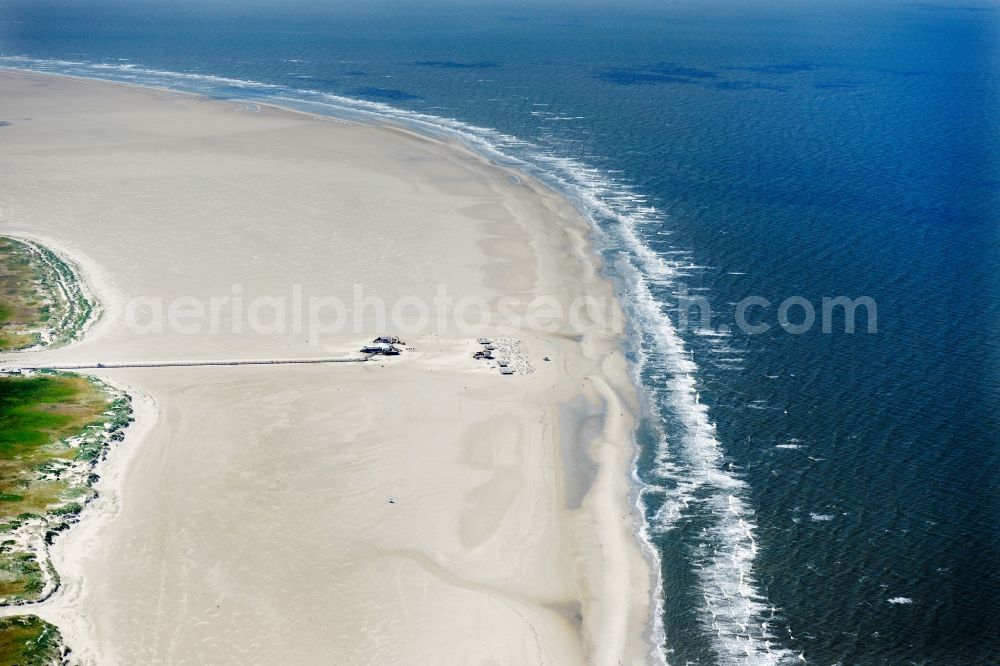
(0, 69, 656, 664)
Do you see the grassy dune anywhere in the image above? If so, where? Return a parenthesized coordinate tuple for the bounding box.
(0, 374, 131, 608)
(0, 236, 95, 352)
(0, 237, 119, 659)
(0, 375, 108, 522)
(0, 615, 63, 665)
(0, 238, 47, 352)
(0, 374, 130, 661)
(0, 375, 108, 604)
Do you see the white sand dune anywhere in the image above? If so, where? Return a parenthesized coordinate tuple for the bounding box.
(0, 71, 652, 665)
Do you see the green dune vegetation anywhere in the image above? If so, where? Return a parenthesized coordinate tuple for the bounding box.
(0, 236, 96, 352)
(0, 238, 46, 352)
(0, 237, 120, 662)
(0, 615, 64, 665)
(0, 373, 131, 604)
(0, 373, 132, 663)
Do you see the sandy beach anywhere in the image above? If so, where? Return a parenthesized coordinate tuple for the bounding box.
(0, 70, 651, 665)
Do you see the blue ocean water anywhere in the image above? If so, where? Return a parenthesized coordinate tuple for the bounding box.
(1, 1, 998, 663)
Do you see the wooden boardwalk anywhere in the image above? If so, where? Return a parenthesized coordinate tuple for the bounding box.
(10, 356, 370, 371)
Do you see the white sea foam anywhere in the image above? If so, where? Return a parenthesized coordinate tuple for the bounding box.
(531, 110, 795, 664)
(0, 55, 800, 665)
(887, 597, 913, 605)
(0, 56, 284, 91)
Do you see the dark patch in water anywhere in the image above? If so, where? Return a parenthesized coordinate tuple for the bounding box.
(414, 60, 498, 69)
(597, 68, 702, 85)
(647, 63, 718, 79)
(596, 62, 719, 86)
(725, 62, 818, 74)
(713, 80, 788, 91)
(355, 87, 420, 101)
(598, 63, 799, 90)
(0, 121, 10, 127)
(814, 80, 865, 90)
